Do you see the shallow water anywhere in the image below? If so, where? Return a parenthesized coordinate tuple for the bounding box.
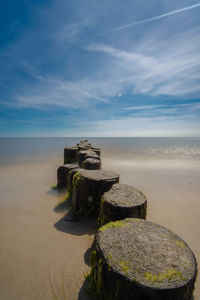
(0, 138, 199, 299)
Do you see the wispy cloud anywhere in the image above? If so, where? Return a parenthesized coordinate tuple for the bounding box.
(8, 77, 110, 109)
(124, 104, 190, 111)
(88, 26, 200, 98)
(53, 22, 86, 41)
(124, 105, 168, 111)
(98, 2, 200, 36)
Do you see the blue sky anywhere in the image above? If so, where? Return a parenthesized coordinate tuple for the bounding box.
(0, 0, 200, 137)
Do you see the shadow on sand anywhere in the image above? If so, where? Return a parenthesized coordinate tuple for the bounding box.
(47, 185, 71, 213)
(54, 214, 98, 236)
(84, 241, 95, 266)
(53, 200, 71, 213)
(84, 246, 92, 267)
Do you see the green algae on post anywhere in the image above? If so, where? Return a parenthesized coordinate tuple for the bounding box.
(85, 250, 103, 297)
(67, 168, 82, 201)
(98, 197, 111, 227)
(50, 185, 57, 190)
(99, 220, 129, 231)
(72, 172, 81, 188)
(144, 269, 184, 283)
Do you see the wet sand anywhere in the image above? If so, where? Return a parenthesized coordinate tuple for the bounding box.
(0, 153, 199, 299)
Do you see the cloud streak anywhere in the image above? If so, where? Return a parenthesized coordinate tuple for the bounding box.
(88, 30, 200, 98)
(10, 78, 110, 109)
(98, 2, 200, 36)
(123, 103, 194, 111)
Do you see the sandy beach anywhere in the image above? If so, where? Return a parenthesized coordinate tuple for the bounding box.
(0, 144, 199, 299)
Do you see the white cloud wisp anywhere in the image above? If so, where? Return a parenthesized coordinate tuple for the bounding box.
(98, 2, 200, 36)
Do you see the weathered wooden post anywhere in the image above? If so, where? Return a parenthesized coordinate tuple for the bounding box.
(82, 158, 101, 170)
(57, 164, 78, 188)
(78, 150, 90, 167)
(86, 218, 197, 300)
(98, 183, 147, 226)
(77, 142, 91, 152)
(68, 169, 119, 216)
(85, 150, 100, 160)
(91, 147, 101, 156)
(64, 147, 78, 164)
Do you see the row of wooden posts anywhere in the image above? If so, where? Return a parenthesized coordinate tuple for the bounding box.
(56, 140, 197, 300)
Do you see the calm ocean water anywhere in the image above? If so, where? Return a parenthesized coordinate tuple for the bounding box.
(0, 137, 200, 166)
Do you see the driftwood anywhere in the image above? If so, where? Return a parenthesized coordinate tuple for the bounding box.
(64, 147, 78, 164)
(86, 218, 197, 300)
(69, 170, 119, 216)
(98, 183, 147, 226)
(57, 164, 78, 188)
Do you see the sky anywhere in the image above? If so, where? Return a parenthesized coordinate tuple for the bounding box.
(0, 0, 200, 137)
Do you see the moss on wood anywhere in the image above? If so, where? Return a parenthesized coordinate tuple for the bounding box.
(144, 269, 184, 283)
(99, 220, 129, 231)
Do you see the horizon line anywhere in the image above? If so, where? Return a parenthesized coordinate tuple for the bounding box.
(1, 136, 199, 139)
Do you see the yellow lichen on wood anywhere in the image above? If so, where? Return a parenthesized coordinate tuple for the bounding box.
(72, 172, 81, 188)
(118, 260, 130, 272)
(144, 268, 183, 283)
(98, 197, 110, 227)
(175, 240, 186, 248)
(99, 220, 129, 231)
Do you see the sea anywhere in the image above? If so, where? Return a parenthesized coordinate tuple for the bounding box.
(0, 137, 200, 166)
